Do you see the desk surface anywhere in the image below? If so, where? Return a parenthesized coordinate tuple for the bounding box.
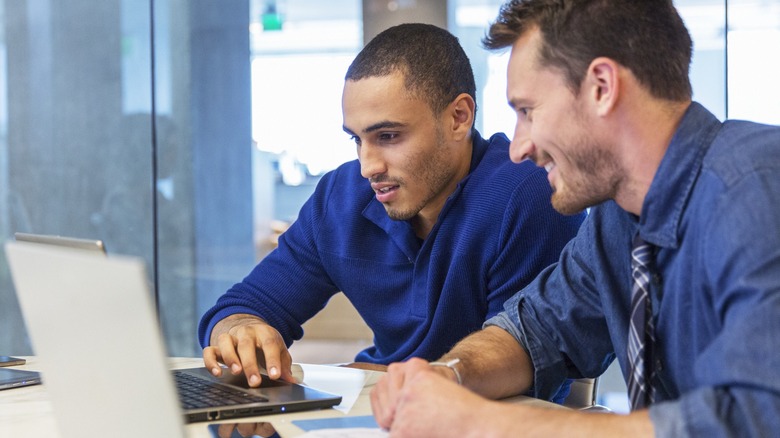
(0, 357, 562, 437)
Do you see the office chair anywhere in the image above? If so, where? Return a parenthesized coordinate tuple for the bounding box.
(564, 377, 612, 412)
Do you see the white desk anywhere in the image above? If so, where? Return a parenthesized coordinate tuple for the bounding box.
(0, 357, 563, 437)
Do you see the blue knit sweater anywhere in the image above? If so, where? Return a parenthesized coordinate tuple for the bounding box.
(199, 131, 584, 373)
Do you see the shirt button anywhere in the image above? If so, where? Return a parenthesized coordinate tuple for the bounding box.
(656, 358, 664, 371)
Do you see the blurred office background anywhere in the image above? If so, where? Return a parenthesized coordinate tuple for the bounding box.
(0, 0, 777, 412)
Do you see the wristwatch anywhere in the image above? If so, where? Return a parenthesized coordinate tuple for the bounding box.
(429, 358, 463, 385)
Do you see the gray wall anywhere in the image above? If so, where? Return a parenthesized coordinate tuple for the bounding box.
(362, 0, 447, 43)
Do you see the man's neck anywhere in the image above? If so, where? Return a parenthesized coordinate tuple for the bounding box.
(613, 99, 691, 216)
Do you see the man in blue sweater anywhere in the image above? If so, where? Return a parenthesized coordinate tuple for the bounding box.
(198, 23, 584, 397)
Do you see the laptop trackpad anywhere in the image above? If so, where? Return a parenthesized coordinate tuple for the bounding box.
(182, 366, 290, 389)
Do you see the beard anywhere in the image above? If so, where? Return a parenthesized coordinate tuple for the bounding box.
(549, 141, 623, 215)
(383, 132, 456, 221)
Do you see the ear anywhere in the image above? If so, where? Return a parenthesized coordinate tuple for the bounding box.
(584, 57, 620, 117)
(448, 93, 476, 141)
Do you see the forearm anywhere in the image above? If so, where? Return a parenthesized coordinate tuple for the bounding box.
(437, 326, 533, 399)
(209, 313, 267, 346)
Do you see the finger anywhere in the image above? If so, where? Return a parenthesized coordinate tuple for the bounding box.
(370, 380, 386, 428)
(275, 346, 297, 383)
(254, 326, 289, 381)
(254, 422, 277, 437)
(202, 346, 224, 377)
(235, 421, 260, 436)
(217, 423, 236, 438)
(385, 361, 409, 398)
(375, 359, 428, 429)
(371, 372, 397, 430)
(235, 330, 263, 387)
(216, 333, 243, 375)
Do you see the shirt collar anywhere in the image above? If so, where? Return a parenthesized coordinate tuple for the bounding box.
(639, 102, 722, 249)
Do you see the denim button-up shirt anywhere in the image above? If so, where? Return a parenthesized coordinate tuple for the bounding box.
(487, 102, 780, 436)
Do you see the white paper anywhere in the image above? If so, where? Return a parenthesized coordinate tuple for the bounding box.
(298, 364, 372, 413)
(299, 428, 388, 437)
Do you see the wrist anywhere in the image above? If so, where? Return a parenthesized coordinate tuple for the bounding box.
(429, 358, 463, 385)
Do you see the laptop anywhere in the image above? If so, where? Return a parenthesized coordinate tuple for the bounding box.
(14, 232, 107, 253)
(4, 239, 342, 438)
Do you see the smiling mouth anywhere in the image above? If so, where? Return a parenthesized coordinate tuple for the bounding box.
(377, 186, 397, 194)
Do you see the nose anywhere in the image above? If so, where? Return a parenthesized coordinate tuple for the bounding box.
(359, 143, 386, 180)
(509, 123, 535, 164)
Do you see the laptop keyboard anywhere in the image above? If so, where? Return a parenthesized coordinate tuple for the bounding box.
(173, 370, 269, 409)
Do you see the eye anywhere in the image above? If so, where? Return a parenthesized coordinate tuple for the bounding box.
(378, 132, 399, 142)
(350, 135, 362, 146)
(516, 107, 532, 123)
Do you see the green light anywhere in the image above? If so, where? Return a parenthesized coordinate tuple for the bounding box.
(261, 3, 283, 31)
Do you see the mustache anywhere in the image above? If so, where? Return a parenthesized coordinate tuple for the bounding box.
(528, 150, 553, 166)
(369, 175, 404, 185)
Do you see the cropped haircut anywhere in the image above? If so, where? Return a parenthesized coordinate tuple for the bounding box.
(483, 0, 693, 101)
(346, 23, 477, 119)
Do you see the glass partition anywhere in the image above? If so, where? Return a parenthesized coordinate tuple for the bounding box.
(0, 0, 156, 355)
(0, 0, 257, 357)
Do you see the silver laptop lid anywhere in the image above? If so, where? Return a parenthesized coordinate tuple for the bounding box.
(4, 240, 184, 438)
(14, 232, 106, 253)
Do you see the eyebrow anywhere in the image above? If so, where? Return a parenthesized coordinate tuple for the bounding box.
(342, 120, 406, 136)
(507, 97, 529, 110)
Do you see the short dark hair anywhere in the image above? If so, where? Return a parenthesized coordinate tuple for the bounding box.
(346, 23, 477, 117)
(483, 0, 693, 101)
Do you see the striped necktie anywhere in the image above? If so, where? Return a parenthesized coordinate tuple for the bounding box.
(627, 234, 656, 410)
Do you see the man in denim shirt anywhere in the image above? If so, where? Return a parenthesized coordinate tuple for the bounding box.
(371, 1, 780, 436)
